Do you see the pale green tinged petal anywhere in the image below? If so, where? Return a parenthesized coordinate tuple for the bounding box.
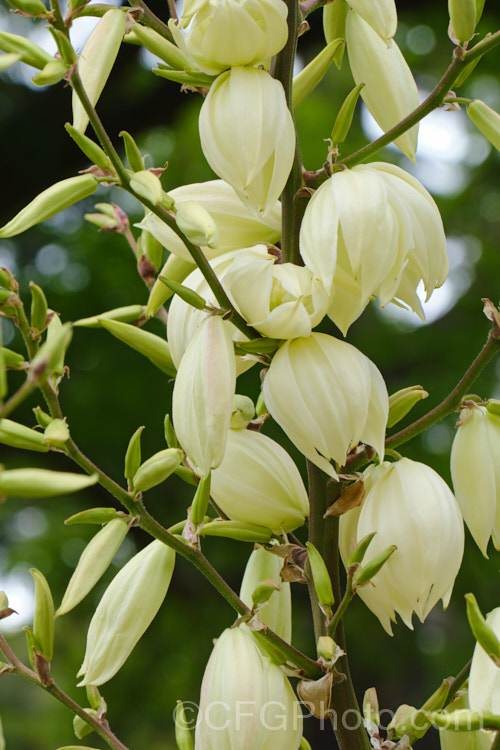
(240, 545, 292, 642)
(469, 608, 500, 714)
(346, 0, 397, 40)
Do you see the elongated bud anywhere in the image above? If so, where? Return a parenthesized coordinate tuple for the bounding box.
(146, 254, 194, 317)
(387, 385, 429, 428)
(119, 131, 144, 172)
(449, 0, 477, 42)
(77, 540, 175, 685)
(175, 200, 218, 248)
(0, 332, 5, 402)
(24, 626, 41, 668)
(41, 418, 68, 446)
(354, 545, 397, 586)
(323, 0, 348, 66)
(29, 282, 48, 335)
(0, 30, 52, 69)
(292, 39, 344, 109)
(65, 124, 112, 171)
(75, 304, 145, 328)
(421, 681, 450, 713)
(0, 419, 49, 452)
(363, 687, 380, 725)
(199, 519, 273, 543)
(230, 395, 255, 430)
(0, 175, 97, 238)
(72, 9, 126, 133)
(129, 170, 163, 205)
(0, 53, 21, 72)
(466, 593, 500, 666)
(331, 83, 365, 144)
(164, 414, 179, 449)
(30, 320, 72, 380)
(57, 519, 129, 616)
(189, 473, 212, 527)
(0, 468, 97, 498)
(141, 229, 163, 271)
(57, 746, 100, 750)
(125, 23, 197, 70)
(160, 278, 207, 310)
(346, 532, 376, 565)
(124, 425, 144, 483)
(32, 58, 69, 87)
(346, 0, 397, 40)
(133, 448, 183, 492)
(99, 319, 175, 376)
(153, 67, 215, 88)
(1, 347, 25, 369)
(65, 507, 121, 525)
(175, 701, 194, 750)
(33, 406, 52, 428)
(73, 710, 98, 739)
(306, 542, 335, 616)
(49, 28, 76, 65)
(7, 0, 46, 14)
(30, 568, 55, 661)
(467, 100, 500, 151)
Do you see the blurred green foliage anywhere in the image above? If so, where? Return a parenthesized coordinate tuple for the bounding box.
(1, 1, 500, 748)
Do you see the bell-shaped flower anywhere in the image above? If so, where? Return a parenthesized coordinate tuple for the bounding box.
(240, 544, 292, 642)
(345, 0, 397, 40)
(211, 426, 309, 533)
(195, 624, 303, 750)
(136, 179, 281, 263)
(339, 458, 464, 635)
(170, 0, 288, 75)
(262, 333, 388, 478)
(166, 250, 255, 376)
(172, 315, 236, 475)
(223, 245, 329, 339)
(346, 9, 419, 161)
(299, 162, 448, 334)
(199, 66, 295, 217)
(469, 607, 500, 714)
(450, 402, 500, 557)
(77, 540, 175, 686)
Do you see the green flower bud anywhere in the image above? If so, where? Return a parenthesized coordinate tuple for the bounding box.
(24, 625, 41, 668)
(0, 175, 97, 238)
(119, 130, 145, 172)
(77, 539, 175, 686)
(49, 28, 76, 65)
(0, 31, 52, 69)
(43, 418, 69, 446)
(387, 385, 429, 428)
(467, 100, 500, 152)
(30, 568, 55, 661)
(133, 448, 183, 492)
(72, 9, 126, 133)
(30, 320, 72, 380)
(73, 711, 97, 739)
(240, 544, 291, 641)
(0, 468, 98, 498)
(141, 229, 163, 271)
(190, 472, 212, 526)
(75, 304, 145, 328)
(56, 746, 101, 750)
(99, 319, 175, 376)
(0, 419, 49, 453)
(29, 281, 48, 335)
(0, 592, 8, 610)
(421, 680, 450, 713)
(129, 170, 163, 205)
(175, 200, 219, 248)
(164, 414, 179, 449)
(330, 82, 365, 144)
(299, 738, 312, 750)
(0, 334, 5, 402)
(6, 0, 46, 14)
(65, 507, 121, 525)
(449, 0, 477, 42)
(32, 58, 69, 87)
(175, 701, 194, 750)
(306, 542, 335, 616)
(124, 425, 145, 483)
(346, 532, 376, 566)
(293, 39, 344, 110)
(199, 519, 273, 543)
(33, 407, 52, 428)
(65, 124, 112, 171)
(146, 254, 194, 318)
(363, 687, 380, 726)
(388, 704, 425, 739)
(466, 593, 500, 667)
(160, 278, 207, 310)
(230, 394, 255, 430)
(125, 23, 197, 70)
(0, 53, 21, 72)
(1, 347, 25, 369)
(353, 544, 397, 586)
(57, 518, 129, 616)
(346, 0, 397, 40)
(153, 66, 216, 87)
(248, 579, 281, 607)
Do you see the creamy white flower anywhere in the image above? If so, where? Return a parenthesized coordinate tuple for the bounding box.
(199, 66, 295, 217)
(438, 694, 492, 750)
(172, 315, 236, 475)
(170, 0, 288, 75)
(346, 0, 397, 39)
(240, 544, 292, 642)
(136, 180, 281, 263)
(451, 403, 500, 557)
(262, 333, 388, 478)
(299, 162, 447, 334)
(346, 9, 419, 161)
(211, 427, 309, 533)
(469, 607, 500, 715)
(195, 624, 303, 750)
(223, 245, 329, 339)
(340, 458, 464, 634)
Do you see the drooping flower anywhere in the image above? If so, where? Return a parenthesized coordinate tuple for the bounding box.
(199, 66, 295, 217)
(240, 544, 292, 642)
(339, 458, 464, 634)
(299, 162, 448, 334)
(169, 0, 288, 75)
(262, 333, 388, 478)
(195, 624, 303, 750)
(345, 0, 397, 40)
(469, 607, 500, 715)
(450, 401, 500, 557)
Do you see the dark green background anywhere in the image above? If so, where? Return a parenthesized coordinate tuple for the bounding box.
(1, 1, 500, 747)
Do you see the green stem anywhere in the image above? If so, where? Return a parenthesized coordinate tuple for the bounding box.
(328, 577, 354, 639)
(387, 323, 500, 450)
(444, 660, 471, 706)
(0, 378, 36, 420)
(466, 28, 500, 62)
(127, 0, 173, 39)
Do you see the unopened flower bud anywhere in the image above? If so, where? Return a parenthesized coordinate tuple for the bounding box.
(331, 82, 364, 143)
(0, 419, 49, 453)
(306, 542, 335, 616)
(466, 593, 500, 667)
(175, 200, 218, 248)
(293, 39, 344, 109)
(78, 539, 175, 686)
(7, 0, 46, 14)
(199, 519, 272, 543)
(0, 30, 52, 69)
(57, 519, 129, 616)
(30, 320, 72, 380)
(0, 468, 98, 498)
(43, 418, 70, 447)
(65, 507, 122, 525)
(323, 0, 348, 64)
(32, 58, 68, 87)
(363, 687, 380, 726)
(448, 0, 477, 42)
(129, 170, 163, 205)
(75, 305, 145, 328)
(0, 175, 97, 238)
(65, 124, 112, 171)
(72, 9, 126, 133)
(240, 544, 292, 641)
(30, 568, 54, 661)
(387, 385, 429, 428)
(467, 99, 500, 152)
(125, 22, 197, 70)
(133, 448, 183, 493)
(346, 0, 397, 40)
(230, 394, 255, 429)
(175, 700, 194, 750)
(29, 281, 48, 335)
(124, 425, 144, 483)
(353, 545, 396, 586)
(73, 711, 98, 739)
(99, 319, 175, 376)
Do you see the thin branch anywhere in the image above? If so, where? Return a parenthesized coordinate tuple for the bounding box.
(128, 0, 173, 39)
(445, 660, 471, 705)
(0, 378, 36, 420)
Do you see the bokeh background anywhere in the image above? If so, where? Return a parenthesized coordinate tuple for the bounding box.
(1, 0, 500, 747)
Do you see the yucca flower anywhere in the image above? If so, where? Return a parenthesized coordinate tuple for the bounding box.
(469, 607, 500, 715)
(240, 544, 292, 642)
